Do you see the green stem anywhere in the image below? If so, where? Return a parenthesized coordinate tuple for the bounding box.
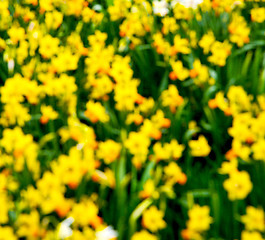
(116, 129, 127, 240)
(232, 200, 239, 239)
(48, 120, 59, 154)
(128, 198, 153, 239)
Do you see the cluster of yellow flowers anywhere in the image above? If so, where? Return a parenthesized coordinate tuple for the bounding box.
(0, 0, 265, 239)
(241, 206, 265, 240)
(182, 205, 213, 240)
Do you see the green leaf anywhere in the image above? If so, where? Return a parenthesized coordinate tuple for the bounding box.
(158, 70, 169, 95)
(187, 189, 211, 198)
(128, 198, 153, 238)
(232, 40, 265, 56)
(139, 160, 156, 189)
(202, 85, 218, 104)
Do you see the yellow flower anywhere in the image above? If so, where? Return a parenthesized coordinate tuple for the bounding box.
(114, 79, 139, 111)
(108, 0, 131, 21)
(152, 142, 171, 162)
(252, 139, 265, 161)
(126, 112, 144, 125)
(85, 45, 114, 77)
(131, 230, 157, 240)
(59, 117, 97, 148)
(40, 105, 58, 124)
(138, 97, 155, 113)
(125, 132, 150, 157)
(181, 228, 202, 240)
(161, 84, 184, 113)
(21, 186, 42, 209)
(37, 172, 65, 198)
(227, 86, 251, 114)
(7, 26, 25, 44)
(208, 91, 229, 113)
(228, 13, 250, 47)
(241, 231, 264, 240)
(187, 205, 213, 232)
(42, 74, 77, 109)
(189, 120, 198, 130)
(40, 191, 72, 217)
(218, 159, 238, 175)
(231, 140, 251, 162)
(67, 32, 86, 55)
(82, 7, 96, 23)
(0, 193, 13, 224)
(241, 206, 265, 232)
(119, 12, 148, 38)
(0, 226, 17, 240)
(45, 10, 63, 29)
(170, 35, 191, 55)
(89, 75, 114, 100)
(70, 198, 99, 227)
(173, 3, 192, 20)
(16, 40, 29, 64)
(199, 31, 215, 54)
(97, 140, 122, 164)
(51, 47, 79, 73)
(17, 210, 46, 239)
(53, 153, 84, 190)
(169, 60, 189, 81)
(39, 0, 54, 12)
(162, 17, 178, 34)
(88, 30, 108, 49)
(223, 170, 252, 200)
(0, 102, 31, 127)
(152, 32, 171, 55)
(228, 113, 253, 142)
(111, 56, 133, 82)
(93, 168, 114, 188)
(140, 119, 162, 140)
(39, 35, 60, 59)
(139, 179, 158, 199)
(85, 100, 109, 123)
(0, 127, 39, 178)
(169, 139, 185, 159)
(190, 59, 209, 86)
(150, 109, 171, 130)
(208, 40, 231, 67)
(0, 38, 6, 51)
(1, 74, 40, 105)
(65, 0, 84, 16)
(142, 206, 166, 232)
(251, 8, 265, 23)
(188, 135, 211, 157)
(189, 30, 197, 48)
(164, 162, 187, 185)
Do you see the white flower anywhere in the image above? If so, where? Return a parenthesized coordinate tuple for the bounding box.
(32, 31, 39, 39)
(76, 143, 84, 150)
(153, 0, 169, 17)
(8, 59, 15, 73)
(131, 6, 139, 13)
(171, 0, 203, 9)
(58, 217, 74, 239)
(28, 21, 35, 31)
(95, 226, 118, 240)
(92, 4, 102, 11)
(233, 1, 243, 7)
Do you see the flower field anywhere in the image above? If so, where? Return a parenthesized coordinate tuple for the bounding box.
(1, 0, 265, 239)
